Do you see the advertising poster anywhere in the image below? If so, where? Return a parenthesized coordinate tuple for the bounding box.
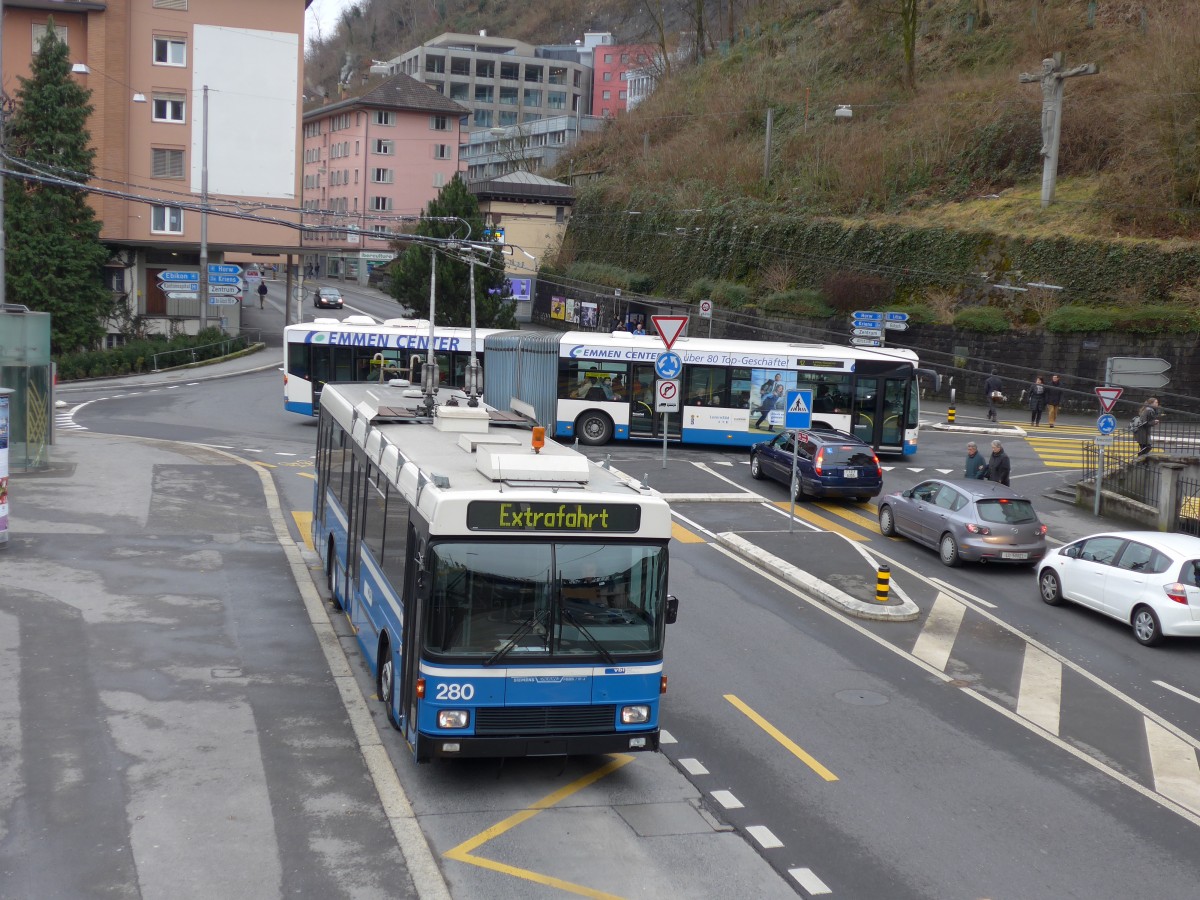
(580, 302, 598, 328)
(550, 297, 566, 320)
(749, 369, 798, 434)
(565, 298, 578, 324)
(0, 393, 9, 543)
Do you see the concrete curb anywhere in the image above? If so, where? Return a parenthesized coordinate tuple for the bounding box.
(715, 532, 920, 622)
(926, 422, 1028, 438)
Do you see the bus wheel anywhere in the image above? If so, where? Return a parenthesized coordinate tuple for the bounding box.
(576, 411, 613, 445)
(378, 642, 402, 732)
(326, 540, 343, 611)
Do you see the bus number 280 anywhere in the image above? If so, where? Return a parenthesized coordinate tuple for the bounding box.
(435, 682, 475, 701)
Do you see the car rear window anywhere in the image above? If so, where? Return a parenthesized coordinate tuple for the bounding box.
(821, 447, 876, 467)
(976, 498, 1038, 524)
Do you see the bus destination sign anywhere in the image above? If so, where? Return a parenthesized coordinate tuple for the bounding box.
(467, 501, 642, 533)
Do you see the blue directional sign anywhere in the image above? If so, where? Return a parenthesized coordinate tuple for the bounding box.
(207, 274, 242, 285)
(784, 390, 814, 430)
(885, 311, 910, 322)
(852, 310, 883, 320)
(654, 351, 682, 380)
(1097, 413, 1117, 435)
(160, 270, 199, 282)
(852, 319, 883, 330)
(208, 263, 242, 275)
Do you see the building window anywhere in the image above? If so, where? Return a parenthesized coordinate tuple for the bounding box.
(153, 0, 189, 8)
(151, 206, 183, 233)
(619, 90, 627, 100)
(152, 93, 186, 122)
(151, 148, 185, 179)
(499, 87, 518, 106)
(433, 172, 445, 188)
(433, 144, 452, 160)
(620, 53, 629, 65)
(373, 110, 395, 126)
(498, 111, 517, 127)
(556, 206, 565, 224)
(473, 109, 493, 128)
(430, 115, 449, 131)
(603, 71, 613, 82)
(32, 24, 68, 52)
(474, 85, 493, 103)
(604, 53, 613, 63)
(523, 89, 541, 107)
(373, 139, 393, 155)
(449, 83, 469, 101)
(153, 36, 187, 66)
(602, 91, 611, 100)
(371, 197, 392, 211)
(372, 168, 393, 183)
(425, 54, 445, 74)
(548, 91, 567, 110)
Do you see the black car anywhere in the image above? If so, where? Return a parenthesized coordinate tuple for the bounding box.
(749, 428, 883, 502)
(314, 287, 344, 309)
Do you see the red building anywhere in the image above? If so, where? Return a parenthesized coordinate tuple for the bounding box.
(590, 43, 657, 118)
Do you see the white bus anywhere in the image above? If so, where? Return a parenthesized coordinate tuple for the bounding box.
(484, 330, 932, 455)
(283, 317, 504, 417)
(313, 381, 679, 761)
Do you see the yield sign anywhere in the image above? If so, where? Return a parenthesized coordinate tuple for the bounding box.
(651, 315, 689, 350)
(1095, 386, 1123, 413)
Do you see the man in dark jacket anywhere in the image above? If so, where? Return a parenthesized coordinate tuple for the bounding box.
(1044, 375, 1063, 428)
(983, 370, 1003, 422)
(986, 440, 1011, 486)
(964, 442, 987, 479)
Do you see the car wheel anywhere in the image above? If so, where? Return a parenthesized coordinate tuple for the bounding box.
(878, 505, 896, 537)
(575, 411, 613, 446)
(326, 539, 343, 611)
(378, 644, 402, 731)
(1132, 605, 1164, 647)
(793, 478, 808, 501)
(939, 532, 961, 567)
(749, 454, 764, 480)
(1038, 569, 1063, 605)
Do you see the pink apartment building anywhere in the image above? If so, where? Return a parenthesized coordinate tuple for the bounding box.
(591, 43, 657, 118)
(1, 0, 308, 339)
(301, 73, 467, 284)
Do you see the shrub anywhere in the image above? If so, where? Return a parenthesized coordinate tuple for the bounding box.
(710, 280, 750, 309)
(565, 261, 653, 293)
(762, 289, 833, 318)
(56, 328, 238, 381)
(685, 277, 715, 301)
(1043, 306, 1117, 333)
(1112, 304, 1199, 334)
(953, 306, 1011, 333)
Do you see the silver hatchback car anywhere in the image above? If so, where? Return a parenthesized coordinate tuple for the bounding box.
(878, 478, 1048, 567)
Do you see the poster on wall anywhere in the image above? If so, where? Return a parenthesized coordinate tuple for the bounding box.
(580, 302, 598, 328)
(748, 369, 798, 434)
(550, 297, 566, 320)
(566, 299, 578, 324)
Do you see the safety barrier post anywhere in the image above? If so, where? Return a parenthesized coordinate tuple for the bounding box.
(875, 564, 891, 603)
(947, 387, 956, 424)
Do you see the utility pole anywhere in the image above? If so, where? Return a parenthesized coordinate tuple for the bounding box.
(1019, 54, 1098, 208)
(199, 85, 209, 330)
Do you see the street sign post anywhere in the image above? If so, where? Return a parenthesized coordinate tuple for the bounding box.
(1105, 357, 1170, 390)
(1094, 386, 1123, 412)
(698, 299, 713, 319)
(784, 389, 814, 534)
(852, 310, 883, 320)
(650, 315, 689, 350)
(850, 337, 882, 347)
(655, 378, 680, 470)
(159, 271, 199, 282)
(208, 274, 242, 286)
(884, 312, 909, 322)
(166, 292, 199, 301)
(1097, 414, 1116, 435)
(207, 285, 241, 295)
(852, 328, 883, 337)
(654, 351, 682, 380)
(208, 264, 242, 275)
(884, 321, 908, 331)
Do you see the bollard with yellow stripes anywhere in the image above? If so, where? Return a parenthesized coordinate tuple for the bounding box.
(875, 564, 891, 603)
(947, 404, 956, 424)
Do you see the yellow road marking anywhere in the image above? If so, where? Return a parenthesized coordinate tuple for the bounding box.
(444, 754, 635, 899)
(771, 501, 867, 541)
(252, 460, 277, 469)
(813, 501, 879, 531)
(724, 694, 838, 782)
(296, 471, 316, 480)
(671, 522, 706, 543)
(291, 511, 314, 551)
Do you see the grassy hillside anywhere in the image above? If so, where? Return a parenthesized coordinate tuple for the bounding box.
(563, 0, 1200, 241)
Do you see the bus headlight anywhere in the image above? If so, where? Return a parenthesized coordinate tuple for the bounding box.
(621, 705, 650, 725)
(438, 710, 470, 729)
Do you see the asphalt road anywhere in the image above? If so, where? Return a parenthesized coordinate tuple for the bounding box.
(54, 367, 1200, 899)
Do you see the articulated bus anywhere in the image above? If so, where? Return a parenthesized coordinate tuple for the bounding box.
(314, 381, 678, 761)
(484, 331, 932, 455)
(284, 317, 502, 417)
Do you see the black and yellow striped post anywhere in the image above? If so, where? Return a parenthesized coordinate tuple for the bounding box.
(947, 387, 956, 424)
(875, 564, 891, 603)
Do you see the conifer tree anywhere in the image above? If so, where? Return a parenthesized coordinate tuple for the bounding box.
(388, 175, 516, 329)
(4, 22, 112, 354)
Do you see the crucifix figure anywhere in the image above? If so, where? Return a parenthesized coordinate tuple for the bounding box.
(1019, 55, 1099, 207)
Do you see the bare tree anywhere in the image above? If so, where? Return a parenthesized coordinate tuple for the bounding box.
(899, 0, 917, 89)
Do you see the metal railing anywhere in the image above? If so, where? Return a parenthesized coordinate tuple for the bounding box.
(151, 333, 254, 371)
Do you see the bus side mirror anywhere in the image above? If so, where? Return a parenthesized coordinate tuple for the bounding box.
(665, 594, 679, 625)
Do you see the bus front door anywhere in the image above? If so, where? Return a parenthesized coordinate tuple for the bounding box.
(851, 375, 909, 453)
(629, 363, 682, 440)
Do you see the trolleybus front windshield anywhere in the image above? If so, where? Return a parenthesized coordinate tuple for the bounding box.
(425, 542, 667, 658)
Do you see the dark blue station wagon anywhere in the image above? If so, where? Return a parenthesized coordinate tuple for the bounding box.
(749, 428, 883, 502)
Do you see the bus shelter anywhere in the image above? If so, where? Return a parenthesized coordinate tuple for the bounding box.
(0, 305, 53, 472)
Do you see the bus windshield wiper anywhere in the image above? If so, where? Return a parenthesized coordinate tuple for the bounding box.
(559, 605, 615, 664)
(486, 609, 549, 666)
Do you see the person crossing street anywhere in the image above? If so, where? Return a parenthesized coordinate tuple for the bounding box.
(257, 281, 268, 309)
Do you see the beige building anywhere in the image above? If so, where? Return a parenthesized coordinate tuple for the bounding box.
(1, 0, 308, 340)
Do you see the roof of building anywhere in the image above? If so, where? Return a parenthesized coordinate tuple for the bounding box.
(303, 72, 466, 120)
(469, 171, 575, 203)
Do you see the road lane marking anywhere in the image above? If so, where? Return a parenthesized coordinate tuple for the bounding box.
(813, 501, 879, 530)
(671, 522, 707, 543)
(746, 825, 783, 849)
(444, 754, 634, 900)
(724, 694, 838, 782)
(910, 592, 965, 671)
(670, 511, 718, 541)
(711, 790, 743, 809)
(291, 511, 314, 552)
(1144, 718, 1200, 817)
(790, 868, 833, 895)
(927, 577, 998, 609)
(679, 757, 709, 775)
(770, 501, 867, 542)
(1154, 680, 1200, 706)
(660, 729, 677, 743)
(1016, 644, 1062, 735)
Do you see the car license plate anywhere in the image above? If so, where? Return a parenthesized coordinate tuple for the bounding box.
(1001, 552, 1028, 560)
(844, 469, 858, 478)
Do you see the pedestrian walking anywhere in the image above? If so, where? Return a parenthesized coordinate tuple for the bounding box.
(1134, 397, 1162, 457)
(983, 370, 1004, 422)
(1028, 376, 1047, 427)
(1044, 375, 1063, 428)
(257, 281, 268, 309)
(985, 440, 1011, 485)
(964, 441, 987, 479)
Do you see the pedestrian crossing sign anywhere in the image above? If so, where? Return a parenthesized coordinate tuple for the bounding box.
(784, 389, 814, 430)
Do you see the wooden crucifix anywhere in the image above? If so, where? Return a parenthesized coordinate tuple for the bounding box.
(1019, 54, 1099, 207)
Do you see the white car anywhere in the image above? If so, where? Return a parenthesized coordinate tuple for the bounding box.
(1037, 531, 1200, 646)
